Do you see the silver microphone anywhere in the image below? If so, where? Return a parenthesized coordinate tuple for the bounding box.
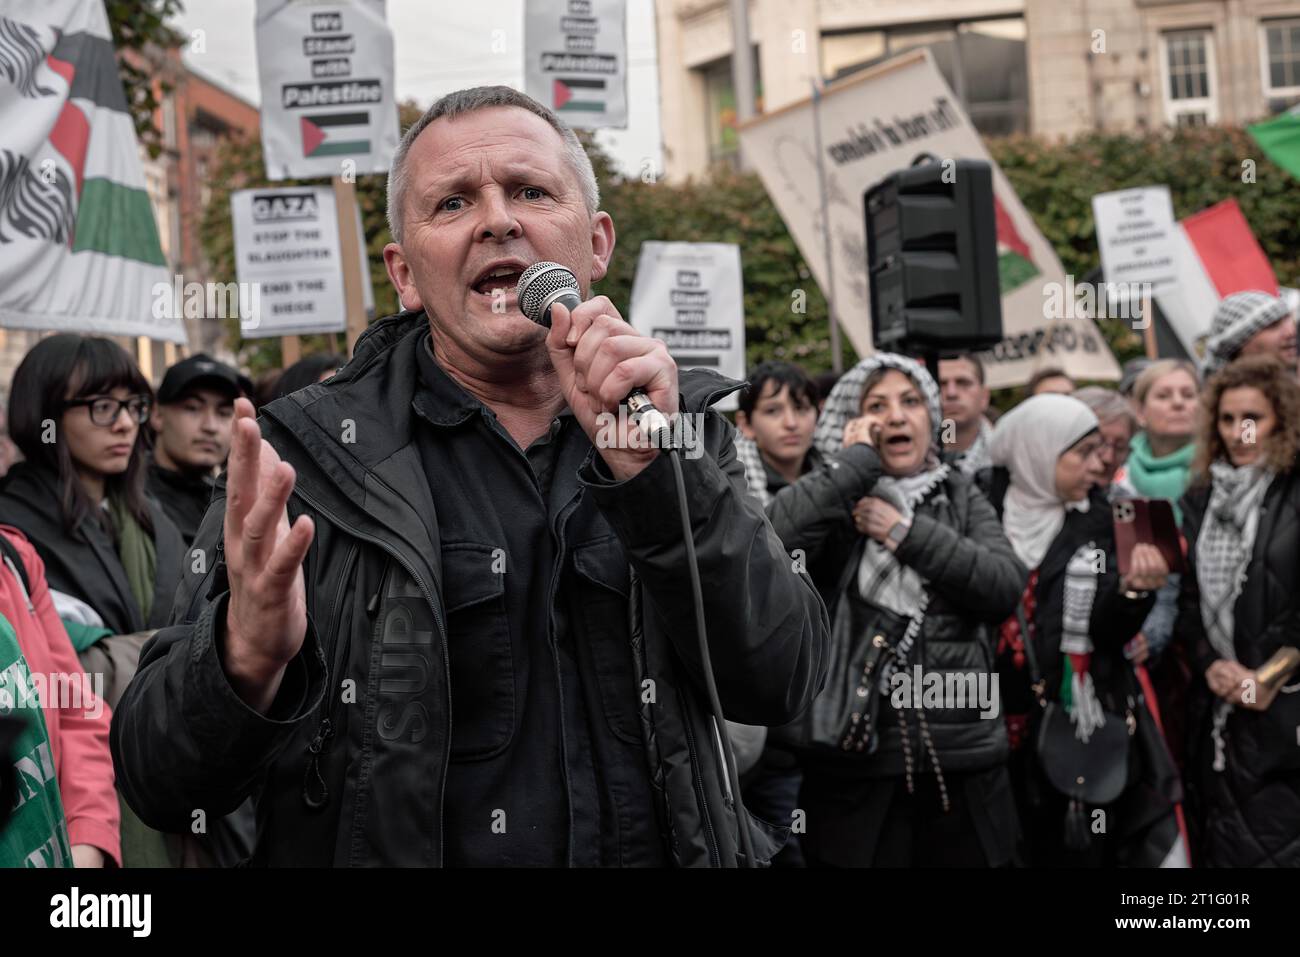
(516, 261, 674, 447)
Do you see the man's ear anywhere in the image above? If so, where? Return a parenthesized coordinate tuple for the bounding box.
(149, 405, 163, 434)
(735, 410, 755, 439)
(383, 242, 424, 311)
(978, 386, 991, 414)
(589, 211, 615, 283)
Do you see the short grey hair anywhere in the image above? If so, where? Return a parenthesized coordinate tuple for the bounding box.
(386, 85, 600, 244)
(1073, 386, 1136, 432)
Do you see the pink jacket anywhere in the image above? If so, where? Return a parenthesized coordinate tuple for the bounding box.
(1, 526, 120, 865)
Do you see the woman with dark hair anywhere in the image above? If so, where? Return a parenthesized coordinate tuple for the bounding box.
(0, 335, 189, 867)
(987, 394, 1183, 866)
(734, 361, 821, 508)
(767, 354, 1026, 867)
(0, 335, 183, 638)
(274, 351, 345, 399)
(1178, 355, 1300, 866)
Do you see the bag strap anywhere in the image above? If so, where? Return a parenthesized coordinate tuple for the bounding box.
(0, 532, 32, 597)
(1015, 598, 1047, 708)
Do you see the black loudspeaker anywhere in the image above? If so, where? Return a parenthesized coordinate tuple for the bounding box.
(864, 159, 1003, 352)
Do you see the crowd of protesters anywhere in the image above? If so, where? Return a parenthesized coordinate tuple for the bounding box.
(0, 80, 1297, 871)
(0, 285, 1297, 868)
(734, 288, 1300, 868)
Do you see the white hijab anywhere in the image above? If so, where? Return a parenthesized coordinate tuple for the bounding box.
(989, 394, 1100, 570)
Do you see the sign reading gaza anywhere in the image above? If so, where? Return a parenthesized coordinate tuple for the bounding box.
(255, 0, 400, 180)
(231, 186, 348, 338)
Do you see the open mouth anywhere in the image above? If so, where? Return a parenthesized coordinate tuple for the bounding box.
(469, 261, 528, 300)
(883, 434, 914, 453)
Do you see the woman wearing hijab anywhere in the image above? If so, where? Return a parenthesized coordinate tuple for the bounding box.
(987, 394, 1181, 866)
(1178, 355, 1300, 866)
(767, 354, 1026, 867)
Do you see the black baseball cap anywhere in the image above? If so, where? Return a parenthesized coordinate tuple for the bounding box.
(157, 354, 248, 404)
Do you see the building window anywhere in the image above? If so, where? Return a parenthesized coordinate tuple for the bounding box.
(819, 18, 1028, 137)
(699, 49, 761, 168)
(1161, 29, 1217, 126)
(1262, 18, 1300, 112)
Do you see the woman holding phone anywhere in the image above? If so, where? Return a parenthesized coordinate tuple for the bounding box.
(767, 354, 1026, 867)
(986, 394, 1182, 866)
(1178, 355, 1300, 866)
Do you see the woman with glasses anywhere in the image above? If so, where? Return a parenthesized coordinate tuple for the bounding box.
(0, 335, 187, 867)
(0, 334, 184, 644)
(1072, 387, 1137, 497)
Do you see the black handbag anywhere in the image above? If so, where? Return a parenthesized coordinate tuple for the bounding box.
(779, 592, 911, 753)
(1018, 604, 1135, 847)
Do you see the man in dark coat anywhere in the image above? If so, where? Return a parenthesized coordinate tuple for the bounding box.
(147, 353, 245, 545)
(110, 86, 829, 867)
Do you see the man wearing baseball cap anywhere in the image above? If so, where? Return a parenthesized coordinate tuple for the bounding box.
(148, 354, 248, 545)
(1201, 290, 1297, 377)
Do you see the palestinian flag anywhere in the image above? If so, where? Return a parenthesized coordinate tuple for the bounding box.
(993, 194, 1039, 294)
(0, 0, 179, 341)
(300, 112, 370, 158)
(1248, 103, 1300, 181)
(1153, 197, 1280, 360)
(553, 77, 606, 113)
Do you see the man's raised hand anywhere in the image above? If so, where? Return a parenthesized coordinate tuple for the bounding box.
(222, 398, 314, 713)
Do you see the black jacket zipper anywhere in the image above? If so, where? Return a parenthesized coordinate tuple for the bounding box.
(289, 484, 452, 866)
(302, 542, 359, 809)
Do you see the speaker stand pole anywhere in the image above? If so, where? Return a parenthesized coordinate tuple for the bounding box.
(810, 78, 842, 374)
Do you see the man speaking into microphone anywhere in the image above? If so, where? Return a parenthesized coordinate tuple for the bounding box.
(111, 86, 829, 867)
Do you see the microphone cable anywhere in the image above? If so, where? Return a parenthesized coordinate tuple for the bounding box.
(665, 440, 758, 869)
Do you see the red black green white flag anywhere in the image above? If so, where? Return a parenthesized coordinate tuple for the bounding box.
(0, 0, 180, 341)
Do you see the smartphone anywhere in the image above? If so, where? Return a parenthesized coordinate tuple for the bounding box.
(1113, 497, 1184, 577)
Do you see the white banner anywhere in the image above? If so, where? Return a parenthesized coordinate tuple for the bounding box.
(231, 187, 347, 337)
(524, 0, 627, 131)
(1092, 186, 1178, 292)
(255, 0, 399, 180)
(628, 241, 746, 411)
(738, 49, 1120, 388)
(0, 0, 180, 341)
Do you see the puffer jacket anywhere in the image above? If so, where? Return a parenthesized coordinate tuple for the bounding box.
(110, 309, 830, 867)
(1179, 470, 1300, 867)
(767, 444, 1026, 773)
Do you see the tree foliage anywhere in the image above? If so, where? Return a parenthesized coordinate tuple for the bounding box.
(199, 114, 1300, 377)
(107, 0, 185, 159)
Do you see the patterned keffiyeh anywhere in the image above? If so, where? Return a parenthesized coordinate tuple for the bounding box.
(1197, 460, 1274, 663)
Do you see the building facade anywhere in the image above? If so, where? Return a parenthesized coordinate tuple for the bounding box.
(655, 0, 1300, 180)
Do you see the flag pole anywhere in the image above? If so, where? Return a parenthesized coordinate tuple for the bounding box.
(811, 77, 843, 373)
(333, 176, 369, 354)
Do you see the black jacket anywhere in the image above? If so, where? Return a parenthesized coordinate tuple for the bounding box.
(986, 474, 1180, 866)
(146, 461, 215, 547)
(110, 310, 830, 867)
(767, 446, 1026, 774)
(1179, 472, 1300, 867)
(0, 462, 184, 634)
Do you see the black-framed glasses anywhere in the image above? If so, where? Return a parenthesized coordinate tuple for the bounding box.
(63, 394, 152, 427)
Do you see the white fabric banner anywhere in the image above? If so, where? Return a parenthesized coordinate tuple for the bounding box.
(738, 49, 1120, 387)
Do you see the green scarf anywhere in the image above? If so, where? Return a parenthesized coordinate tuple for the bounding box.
(108, 495, 156, 625)
(1126, 433, 1195, 524)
